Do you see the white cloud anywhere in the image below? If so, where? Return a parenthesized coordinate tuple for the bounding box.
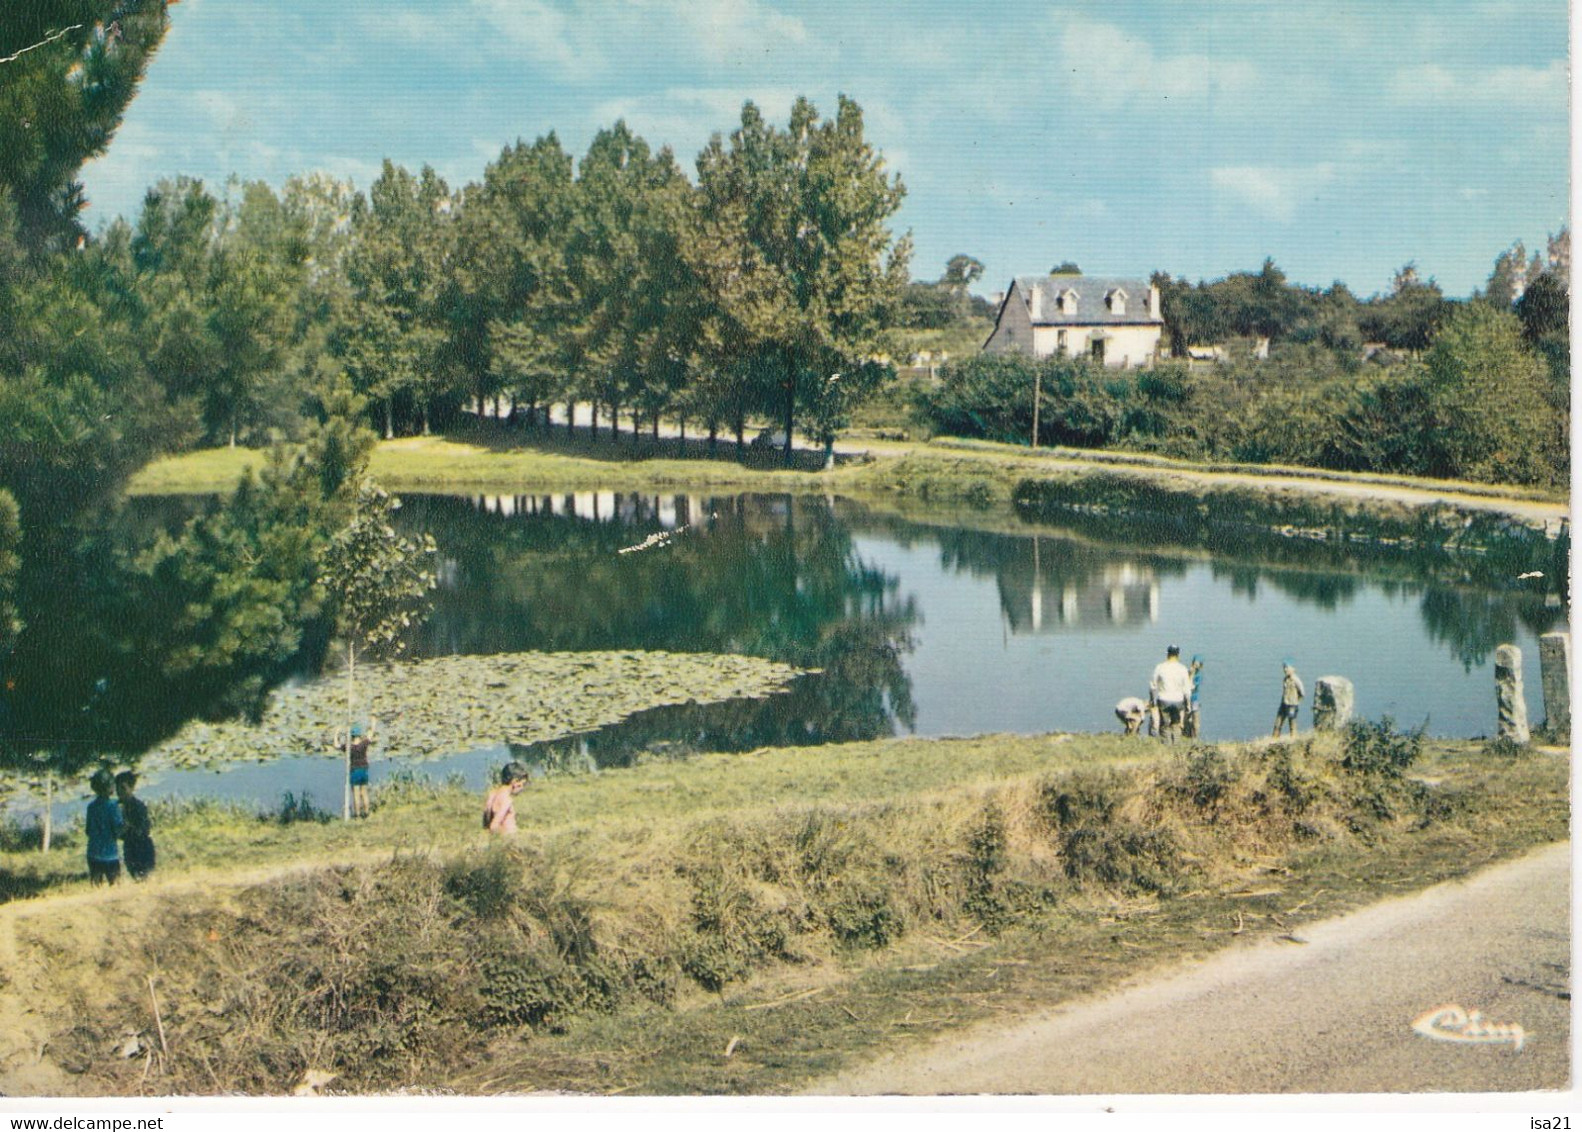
(1210, 163, 1338, 222)
(371, 0, 813, 82)
(1059, 20, 1258, 110)
(642, 0, 808, 65)
(78, 119, 163, 222)
(1389, 59, 1566, 106)
(470, 0, 577, 70)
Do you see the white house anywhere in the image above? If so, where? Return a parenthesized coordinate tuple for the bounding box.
(983, 274, 1164, 367)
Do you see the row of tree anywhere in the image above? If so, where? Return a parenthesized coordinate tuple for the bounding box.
(24, 98, 912, 476)
(1151, 238, 1569, 363)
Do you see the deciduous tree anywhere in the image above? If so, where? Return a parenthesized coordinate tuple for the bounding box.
(692, 96, 909, 462)
(318, 479, 437, 820)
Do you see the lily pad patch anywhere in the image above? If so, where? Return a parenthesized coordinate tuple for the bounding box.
(139, 650, 809, 775)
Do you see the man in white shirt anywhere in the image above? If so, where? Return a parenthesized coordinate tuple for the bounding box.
(1150, 645, 1193, 742)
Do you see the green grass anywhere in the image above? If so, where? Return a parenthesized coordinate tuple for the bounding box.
(3, 729, 1566, 1096)
(127, 426, 1566, 520)
(0, 732, 1139, 902)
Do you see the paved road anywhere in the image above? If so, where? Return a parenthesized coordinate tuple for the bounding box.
(816, 841, 1572, 1096)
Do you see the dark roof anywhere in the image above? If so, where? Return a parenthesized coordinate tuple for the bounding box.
(1011, 274, 1161, 326)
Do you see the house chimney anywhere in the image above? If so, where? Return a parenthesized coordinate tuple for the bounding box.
(1149, 285, 1161, 320)
(1027, 282, 1042, 321)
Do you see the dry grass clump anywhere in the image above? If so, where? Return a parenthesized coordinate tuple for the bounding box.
(17, 723, 1535, 1095)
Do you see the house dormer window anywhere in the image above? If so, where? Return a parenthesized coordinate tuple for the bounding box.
(1107, 289, 1128, 315)
(1059, 289, 1078, 315)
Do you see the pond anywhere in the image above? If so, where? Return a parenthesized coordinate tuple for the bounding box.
(12, 489, 1569, 822)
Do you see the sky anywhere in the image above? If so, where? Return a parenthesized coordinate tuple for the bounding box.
(79, 0, 1571, 298)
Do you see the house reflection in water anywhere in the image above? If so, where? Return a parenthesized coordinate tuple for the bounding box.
(1000, 539, 1160, 634)
(470, 491, 701, 528)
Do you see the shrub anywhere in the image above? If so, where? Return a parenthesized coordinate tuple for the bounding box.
(1340, 717, 1424, 778)
(1058, 825, 1182, 895)
(1265, 743, 1318, 814)
(1482, 735, 1531, 760)
(823, 876, 903, 949)
(1178, 745, 1235, 812)
(677, 867, 795, 991)
(442, 849, 525, 921)
(0, 816, 44, 852)
(266, 791, 334, 825)
(963, 803, 1011, 930)
(1038, 771, 1124, 830)
(476, 946, 578, 1029)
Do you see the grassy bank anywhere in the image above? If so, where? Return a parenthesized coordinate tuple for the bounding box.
(1, 726, 1565, 1096)
(127, 427, 1567, 536)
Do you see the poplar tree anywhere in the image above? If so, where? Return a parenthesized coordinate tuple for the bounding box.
(692, 96, 909, 462)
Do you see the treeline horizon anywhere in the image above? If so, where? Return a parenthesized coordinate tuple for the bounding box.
(9, 96, 909, 469)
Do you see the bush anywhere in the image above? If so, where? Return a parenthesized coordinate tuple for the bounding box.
(1058, 826, 1182, 895)
(918, 325, 1566, 488)
(962, 803, 1011, 930)
(1482, 735, 1531, 760)
(266, 791, 334, 825)
(823, 876, 903, 949)
(1340, 717, 1424, 778)
(1038, 770, 1125, 830)
(678, 867, 795, 991)
(1178, 745, 1235, 812)
(1265, 744, 1317, 813)
(442, 849, 525, 921)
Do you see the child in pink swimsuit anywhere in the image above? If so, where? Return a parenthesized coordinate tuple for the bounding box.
(482, 761, 529, 833)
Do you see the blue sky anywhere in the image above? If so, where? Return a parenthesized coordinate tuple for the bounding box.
(81, 0, 1570, 297)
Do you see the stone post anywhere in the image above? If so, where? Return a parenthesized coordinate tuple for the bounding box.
(1312, 676, 1355, 731)
(1538, 631, 1571, 736)
(1494, 643, 1530, 743)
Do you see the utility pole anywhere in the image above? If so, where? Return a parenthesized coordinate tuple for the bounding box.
(1031, 365, 1042, 449)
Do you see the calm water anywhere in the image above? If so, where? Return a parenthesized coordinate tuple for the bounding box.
(21, 490, 1568, 821)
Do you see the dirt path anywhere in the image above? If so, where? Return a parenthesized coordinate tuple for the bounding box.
(910, 442, 1569, 527)
(814, 840, 1572, 1096)
(522, 411, 1573, 528)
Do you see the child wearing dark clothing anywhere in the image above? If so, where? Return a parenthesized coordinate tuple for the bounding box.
(115, 770, 155, 880)
(85, 768, 123, 885)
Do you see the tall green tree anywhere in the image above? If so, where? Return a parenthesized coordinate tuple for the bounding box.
(450, 134, 575, 419)
(1516, 262, 1570, 398)
(1360, 263, 1450, 352)
(1420, 303, 1564, 486)
(943, 254, 985, 290)
(343, 162, 454, 437)
(692, 97, 910, 461)
(561, 123, 692, 437)
(1479, 240, 1541, 309)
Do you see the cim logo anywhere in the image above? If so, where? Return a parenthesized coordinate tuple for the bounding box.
(1411, 1004, 1526, 1051)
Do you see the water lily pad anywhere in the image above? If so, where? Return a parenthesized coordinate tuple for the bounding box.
(135, 650, 810, 777)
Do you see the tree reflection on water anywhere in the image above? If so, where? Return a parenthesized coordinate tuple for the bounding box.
(6, 489, 1562, 791)
(401, 492, 919, 758)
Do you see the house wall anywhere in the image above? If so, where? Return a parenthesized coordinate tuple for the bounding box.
(1031, 323, 1163, 368)
(982, 291, 1033, 354)
(984, 283, 1164, 367)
